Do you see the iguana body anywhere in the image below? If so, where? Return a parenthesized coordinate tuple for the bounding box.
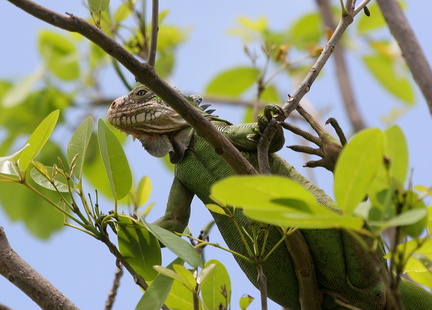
(108, 85, 432, 309)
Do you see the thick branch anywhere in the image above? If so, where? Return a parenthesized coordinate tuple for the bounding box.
(316, 0, 366, 132)
(6, 0, 257, 175)
(0, 227, 79, 310)
(376, 0, 432, 116)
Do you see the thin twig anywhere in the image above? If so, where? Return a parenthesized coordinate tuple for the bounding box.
(148, 0, 159, 67)
(315, 0, 366, 132)
(104, 267, 123, 310)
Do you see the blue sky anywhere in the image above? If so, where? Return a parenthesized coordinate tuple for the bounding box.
(1, 1, 431, 309)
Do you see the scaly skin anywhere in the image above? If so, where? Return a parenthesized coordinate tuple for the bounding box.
(108, 85, 432, 309)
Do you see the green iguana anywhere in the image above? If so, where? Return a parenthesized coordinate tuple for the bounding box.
(107, 85, 432, 309)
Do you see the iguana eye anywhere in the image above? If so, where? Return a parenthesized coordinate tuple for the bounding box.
(136, 89, 148, 96)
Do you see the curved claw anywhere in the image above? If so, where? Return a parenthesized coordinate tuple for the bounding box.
(283, 108, 345, 172)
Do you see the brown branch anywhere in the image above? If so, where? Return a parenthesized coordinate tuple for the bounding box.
(376, 0, 432, 116)
(258, 1, 370, 171)
(6, 0, 257, 176)
(315, 0, 366, 132)
(147, 0, 159, 67)
(0, 227, 79, 310)
(104, 267, 123, 310)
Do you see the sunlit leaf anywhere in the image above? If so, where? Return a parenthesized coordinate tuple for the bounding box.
(239, 294, 254, 310)
(357, 3, 386, 34)
(117, 215, 161, 281)
(368, 209, 427, 228)
(205, 67, 259, 97)
(67, 116, 94, 179)
(145, 222, 204, 268)
(368, 126, 408, 212)
(363, 54, 415, 104)
(164, 272, 195, 309)
(287, 13, 322, 50)
(211, 175, 363, 229)
(0, 144, 29, 177)
(19, 110, 60, 171)
(30, 162, 69, 192)
(136, 257, 183, 310)
(0, 141, 67, 239)
(134, 176, 152, 207)
(87, 0, 110, 13)
(211, 175, 317, 211)
(201, 260, 231, 309)
(384, 125, 408, 184)
(97, 118, 132, 201)
(113, 0, 133, 22)
(38, 31, 80, 80)
(2, 66, 44, 108)
(334, 128, 384, 214)
(172, 264, 196, 291)
(206, 203, 227, 216)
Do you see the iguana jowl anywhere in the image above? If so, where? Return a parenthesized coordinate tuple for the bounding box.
(107, 85, 432, 309)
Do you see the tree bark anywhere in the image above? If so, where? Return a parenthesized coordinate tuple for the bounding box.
(0, 227, 79, 310)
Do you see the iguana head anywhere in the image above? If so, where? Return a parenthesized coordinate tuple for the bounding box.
(107, 85, 203, 163)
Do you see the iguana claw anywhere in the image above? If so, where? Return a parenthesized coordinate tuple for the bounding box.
(283, 106, 345, 172)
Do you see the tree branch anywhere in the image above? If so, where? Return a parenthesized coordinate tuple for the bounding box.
(6, 0, 257, 176)
(147, 0, 159, 67)
(376, 0, 432, 116)
(258, 1, 369, 171)
(0, 227, 79, 310)
(315, 0, 366, 132)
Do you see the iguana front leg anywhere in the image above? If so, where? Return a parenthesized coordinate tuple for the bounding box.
(153, 177, 194, 234)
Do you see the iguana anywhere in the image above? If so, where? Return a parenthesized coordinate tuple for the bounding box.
(107, 85, 432, 309)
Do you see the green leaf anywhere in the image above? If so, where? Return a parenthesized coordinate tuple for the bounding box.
(87, 0, 110, 13)
(136, 257, 183, 310)
(368, 209, 427, 228)
(172, 264, 196, 291)
(19, 110, 60, 171)
(211, 175, 363, 229)
(67, 116, 94, 179)
(357, 3, 386, 34)
(368, 126, 409, 212)
(164, 273, 195, 309)
(287, 12, 322, 50)
(384, 125, 408, 184)
(0, 144, 29, 177)
(2, 66, 44, 108)
(205, 67, 259, 97)
(145, 222, 204, 268)
(97, 118, 132, 201)
(134, 176, 152, 207)
(201, 260, 231, 309)
(239, 295, 254, 310)
(38, 31, 80, 80)
(205, 203, 227, 216)
(334, 128, 384, 214)
(113, 1, 133, 22)
(211, 175, 317, 211)
(117, 215, 161, 281)
(363, 54, 415, 104)
(30, 162, 69, 192)
(196, 263, 216, 285)
(0, 141, 67, 239)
